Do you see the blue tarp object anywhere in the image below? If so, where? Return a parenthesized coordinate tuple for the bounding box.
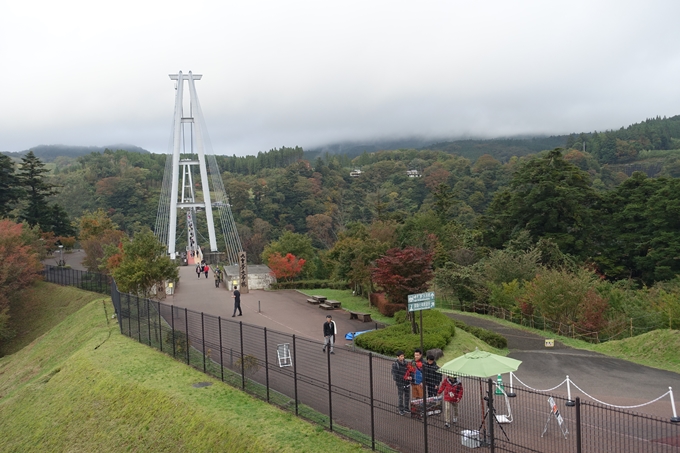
(345, 330, 374, 340)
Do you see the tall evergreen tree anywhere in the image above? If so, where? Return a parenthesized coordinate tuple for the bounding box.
(16, 151, 58, 229)
(0, 154, 20, 217)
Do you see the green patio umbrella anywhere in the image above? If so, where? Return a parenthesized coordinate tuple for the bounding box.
(440, 349, 522, 444)
(440, 348, 522, 378)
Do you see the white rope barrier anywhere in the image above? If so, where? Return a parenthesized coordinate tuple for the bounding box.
(568, 380, 671, 410)
(510, 372, 567, 393)
(510, 372, 678, 415)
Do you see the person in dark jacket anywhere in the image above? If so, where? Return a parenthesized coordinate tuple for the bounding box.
(322, 315, 336, 354)
(231, 285, 242, 317)
(391, 350, 410, 415)
(423, 354, 442, 398)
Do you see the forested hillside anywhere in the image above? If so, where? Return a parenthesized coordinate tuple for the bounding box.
(2, 114, 680, 343)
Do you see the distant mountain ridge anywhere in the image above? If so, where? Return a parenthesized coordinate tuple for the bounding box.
(305, 134, 568, 162)
(1, 144, 150, 162)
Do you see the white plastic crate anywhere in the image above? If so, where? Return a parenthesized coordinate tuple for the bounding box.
(461, 429, 481, 448)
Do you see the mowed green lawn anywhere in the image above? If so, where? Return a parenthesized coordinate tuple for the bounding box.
(0, 285, 367, 453)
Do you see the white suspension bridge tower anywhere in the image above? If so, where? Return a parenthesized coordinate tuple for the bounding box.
(154, 71, 243, 267)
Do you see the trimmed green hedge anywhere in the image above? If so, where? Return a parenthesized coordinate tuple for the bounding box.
(270, 280, 350, 290)
(452, 319, 508, 349)
(354, 310, 456, 356)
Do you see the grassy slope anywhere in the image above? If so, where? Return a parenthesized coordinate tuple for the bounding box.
(1, 282, 103, 356)
(0, 285, 365, 453)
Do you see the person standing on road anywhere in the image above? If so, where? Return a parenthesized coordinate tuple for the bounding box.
(423, 354, 442, 398)
(203, 264, 210, 278)
(195, 264, 202, 279)
(391, 350, 410, 415)
(231, 285, 242, 317)
(438, 374, 463, 428)
(322, 315, 336, 354)
(404, 349, 424, 400)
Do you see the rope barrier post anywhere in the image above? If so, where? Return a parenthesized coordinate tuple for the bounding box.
(507, 372, 516, 397)
(670, 387, 680, 422)
(258, 300, 261, 313)
(566, 375, 575, 407)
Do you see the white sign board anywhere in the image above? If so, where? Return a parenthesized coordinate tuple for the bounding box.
(408, 292, 435, 312)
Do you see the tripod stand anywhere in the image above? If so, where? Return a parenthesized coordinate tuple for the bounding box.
(478, 396, 510, 446)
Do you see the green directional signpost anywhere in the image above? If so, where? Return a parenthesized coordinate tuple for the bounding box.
(408, 291, 435, 357)
(408, 291, 435, 451)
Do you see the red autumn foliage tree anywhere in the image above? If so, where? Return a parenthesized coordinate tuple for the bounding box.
(372, 247, 434, 331)
(268, 252, 306, 281)
(0, 219, 43, 341)
(372, 247, 434, 305)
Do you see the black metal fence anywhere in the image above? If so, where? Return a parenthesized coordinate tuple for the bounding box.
(43, 265, 112, 295)
(49, 266, 680, 452)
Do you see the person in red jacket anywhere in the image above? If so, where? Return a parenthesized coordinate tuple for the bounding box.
(438, 374, 463, 428)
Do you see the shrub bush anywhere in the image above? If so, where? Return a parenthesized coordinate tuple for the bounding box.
(355, 310, 456, 355)
(452, 319, 508, 349)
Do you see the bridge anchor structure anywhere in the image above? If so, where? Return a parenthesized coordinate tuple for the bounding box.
(154, 71, 243, 267)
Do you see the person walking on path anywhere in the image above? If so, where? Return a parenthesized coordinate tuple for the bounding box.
(231, 285, 242, 317)
(203, 264, 210, 278)
(405, 349, 424, 400)
(391, 350, 410, 415)
(423, 354, 442, 399)
(213, 266, 222, 288)
(438, 374, 463, 428)
(195, 264, 202, 279)
(322, 315, 336, 354)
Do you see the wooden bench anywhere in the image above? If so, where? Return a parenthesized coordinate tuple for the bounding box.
(318, 303, 334, 310)
(349, 311, 373, 322)
(327, 300, 341, 309)
(307, 298, 320, 304)
(312, 295, 327, 302)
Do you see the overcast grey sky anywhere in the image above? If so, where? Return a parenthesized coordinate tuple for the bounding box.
(2, 0, 679, 156)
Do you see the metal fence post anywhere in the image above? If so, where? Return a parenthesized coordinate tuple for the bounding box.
(488, 378, 495, 453)
(240, 321, 245, 390)
(146, 298, 151, 346)
(136, 296, 141, 342)
(264, 327, 270, 402)
(126, 294, 131, 337)
(158, 301, 163, 352)
(171, 305, 176, 358)
(184, 308, 190, 365)
(576, 397, 582, 453)
(293, 335, 299, 416)
(327, 343, 333, 432)
(369, 352, 375, 451)
(201, 312, 206, 373)
(218, 316, 224, 382)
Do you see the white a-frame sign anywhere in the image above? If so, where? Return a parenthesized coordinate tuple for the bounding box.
(541, 397, 569, 439)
